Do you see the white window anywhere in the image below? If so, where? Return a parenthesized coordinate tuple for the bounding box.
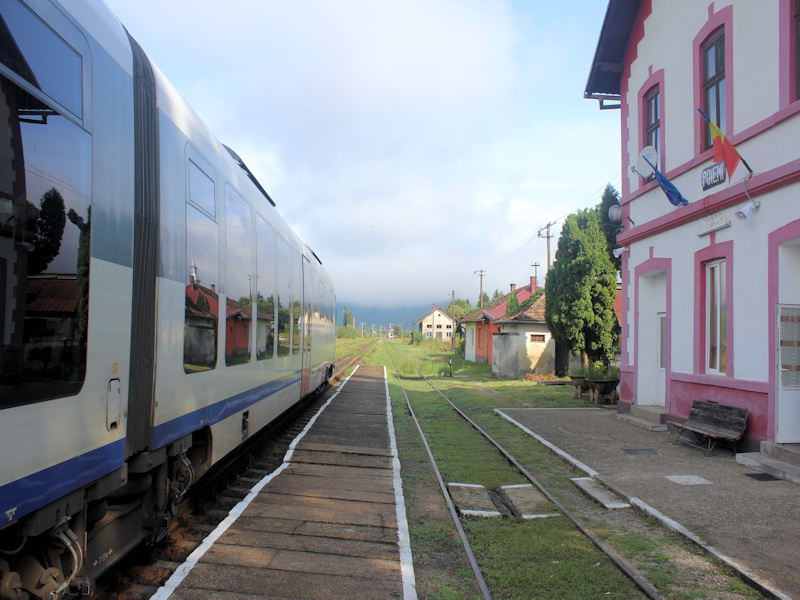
(706, 259, 726, 374)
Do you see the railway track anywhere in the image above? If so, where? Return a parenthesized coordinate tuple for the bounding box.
(382, 342, 664, 600)
(88, 345, 375, 600)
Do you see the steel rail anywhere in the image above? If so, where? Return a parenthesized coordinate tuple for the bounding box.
(383, 352, 492, 600)
(419, 372, 666, 600)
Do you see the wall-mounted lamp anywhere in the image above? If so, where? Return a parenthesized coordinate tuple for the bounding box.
(735, 199, 760, 221)
(608, 204, 622, 223)
(612, 246, 629, 259)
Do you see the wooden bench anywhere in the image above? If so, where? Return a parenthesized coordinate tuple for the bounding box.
(666, 400, 748, 456)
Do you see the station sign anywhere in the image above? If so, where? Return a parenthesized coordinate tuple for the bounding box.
(701, 162, 726, 191)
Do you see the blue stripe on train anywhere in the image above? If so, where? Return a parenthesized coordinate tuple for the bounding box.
(0, 439, 126, 527)
(150, 372, 300, 449)
(1, 373, 301, 526)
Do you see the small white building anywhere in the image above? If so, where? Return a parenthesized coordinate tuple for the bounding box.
(491, 293, 555, 378)
(586, 0, 800, 449)
(415, 306, 454, 340)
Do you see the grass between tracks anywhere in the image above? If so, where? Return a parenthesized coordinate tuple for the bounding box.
(349, 337, 766, 600)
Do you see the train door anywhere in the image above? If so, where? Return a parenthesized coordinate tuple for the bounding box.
(300, 256, 312, 396)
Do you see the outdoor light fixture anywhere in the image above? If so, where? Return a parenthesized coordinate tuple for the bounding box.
(735, 199, 760, 221)
(612, 246, 629, 259)
(608, 204, 622, 223)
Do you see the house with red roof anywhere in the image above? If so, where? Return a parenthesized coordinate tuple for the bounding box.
(492, 292, 553, 378)
(460, 277, 537, 364)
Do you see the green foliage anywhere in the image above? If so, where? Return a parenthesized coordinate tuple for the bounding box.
(491, 289, 503, 301)
(545, 208, 619, 365)
(342, 305, 353, 328)
(598, 184, 624, 271)
(196, 291, 210, 314)
(393, 323, 403, 338)
(445, 297, 474, 321)
(505, 291, 520, 315)
(29, 187, 66, 274)
(337, 326, 358, 338)
(410, 330, 425, 344)
(521, 287, 544, 308)
(476, 291, 490, 307)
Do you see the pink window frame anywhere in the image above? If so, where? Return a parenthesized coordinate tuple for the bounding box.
(693, 239, 734, 377)
(779, 0, 800, 108)
(692, 4, 733, 159)
(638, 69, 665, 171)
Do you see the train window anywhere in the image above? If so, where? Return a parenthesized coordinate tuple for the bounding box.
(224, 186, 253, 367)
(188, 160, 215, 217)
(291, 250, 302, 355)
(256, 216, 275, 360)
(0, 1, 83, 119)
(184, 203, 219, 373)
(0, 73, 92, 408)
(276, 236, 292, 357)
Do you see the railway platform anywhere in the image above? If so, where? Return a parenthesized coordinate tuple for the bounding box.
(152, 365, 415, 600)
(498, 406, 800, 599)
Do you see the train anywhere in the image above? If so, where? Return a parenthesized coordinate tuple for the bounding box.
(0, 0, 336, 597)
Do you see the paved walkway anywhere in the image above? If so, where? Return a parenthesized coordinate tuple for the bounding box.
(498, 406, 799, 599)
(152, 365, 415, 600)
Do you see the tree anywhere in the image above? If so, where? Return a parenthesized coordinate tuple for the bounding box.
(342, 305, 353, 328)
(446, 298, 474, 321)
(29, 187, 66, 274)
(598, 184, 624, 271)
(393, 323, 403, 338)
(476, 291, 490, 308)
(545, 208, 618, 366)
(491, 289, 503, 301)
(505, 291, 520, 315)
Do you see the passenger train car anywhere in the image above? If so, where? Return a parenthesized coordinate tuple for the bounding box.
(0, 0, 336, 596)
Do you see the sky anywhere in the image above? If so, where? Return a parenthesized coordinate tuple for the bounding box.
(103, 0, 621, 330)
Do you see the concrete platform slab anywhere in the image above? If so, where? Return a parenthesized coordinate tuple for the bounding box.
(447, 483, 500, 517)
(500, 484, 560, 518)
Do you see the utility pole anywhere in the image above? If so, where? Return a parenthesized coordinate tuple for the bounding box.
(538, 222, 556, 271)
(451, 290, 456, 350)
(432, 303, 436, 340)
(531, 261, 541, 288)
(474, 269, 486, 308)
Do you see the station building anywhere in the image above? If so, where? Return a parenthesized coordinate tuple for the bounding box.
(586, 0, 800, 449)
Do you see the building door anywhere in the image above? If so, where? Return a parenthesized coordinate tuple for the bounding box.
(777, 304, 800, 442)
(658, 312, 667, 407)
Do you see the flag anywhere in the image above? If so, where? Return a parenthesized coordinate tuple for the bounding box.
(643, 156, 689, 207)
(698, 108, 749, 177)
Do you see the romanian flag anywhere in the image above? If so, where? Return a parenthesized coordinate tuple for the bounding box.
(698, 108, 747, 177)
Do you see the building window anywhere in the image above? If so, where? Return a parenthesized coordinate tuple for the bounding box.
(702, 30, 726, 150)
(706, 259, 726, 374)
(530, 334, 545, 343)
(437, 324, 442, 329)
(427, 324, 432, 329)
(796, 0, 800, 101)
(645, 86, 660, 156)
(446, 324, 452, 329)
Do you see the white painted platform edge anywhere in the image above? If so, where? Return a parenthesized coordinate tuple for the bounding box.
(448, 482, 486, 489)
(628, 498, 793, 600)
(461, 509, 502, 518)
(521, 513, 561, 520)
(150, 367, 361, 600)
(384, 366, 418, 600)
(495, 408, 794, 600)
(495, 409, 599, 478)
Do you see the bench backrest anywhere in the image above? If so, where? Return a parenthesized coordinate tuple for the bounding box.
(689, 400, 748, 433)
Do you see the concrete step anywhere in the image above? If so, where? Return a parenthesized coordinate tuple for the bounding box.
(760, 441, 800, 467)
(571, 477, 630, 509)
(736, 452, 800, 485)
(630, 404, 666, 424)
(616, 413, 667, 432)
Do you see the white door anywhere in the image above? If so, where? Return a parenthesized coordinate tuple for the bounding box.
(777, 304, 800, 442)
(657, 313, 666, 407)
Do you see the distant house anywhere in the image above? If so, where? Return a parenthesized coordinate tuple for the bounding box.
(492, 292, 554, 378)
(460, 277, 537, 364)
(415, 306, 454, 340)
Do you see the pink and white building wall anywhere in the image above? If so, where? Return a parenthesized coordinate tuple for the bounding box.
(586, 0, 800, 447)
